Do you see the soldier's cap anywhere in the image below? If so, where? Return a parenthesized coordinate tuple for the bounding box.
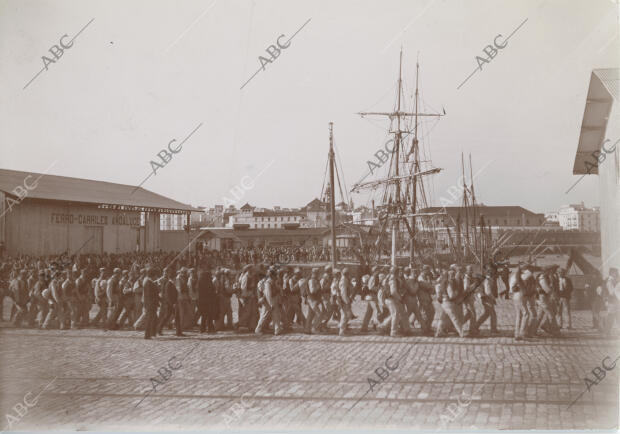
(113, 268, 121, 273)
(342, 267, 350, 274)
(99, 267, 106, 272)
(294, 267, 302, 274)
(404, 266, 411, 272)
(422, 265, 431, 271)
(333, 268, 341, 274)
(378, 273, 386, 280)
(311, 267, 319, 274)
(371, 265, 379, 273)
(449, 263, 458, 269)
(324, 265, 332, 271)
(242, 264, 253, 272)
(465, 265, 474, 272)
(122, 270, 129, 275)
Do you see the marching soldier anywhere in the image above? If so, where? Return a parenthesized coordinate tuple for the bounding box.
(63, 269, 78, 329)
(403, 267, 424, 333)
(510, 264, 529, 340)
(143, 267, 159, 339)
(42, 273, 59, 329)
(218, 270, 234, 330)
(288, 268, 306, 329)
(379, 267, 413, 337)
(75, 269, 90, 327)
(305, 268, 323, 334)
(176, 268, 192, 331)
(417, 266, 436, 334)
(320, 265, 335, 329)
(91, 269, 104, 326)
(117, 270, 135, 329)
(279, 268, 291, 329)
(435, 270, 465, 338)
(44, 270, 66, 329)
(158, 267, 183, 336)
(474, 265, 498, 334)
(237, 264, 257, 332)
(535, 266, 560, 336)
(105, 268, 122, 330)
(256, 267, 282, 335)
(461, 265, 479, 336)
(132, 268, 146, 330)
(360, 266, 380, 332)
(338, 268, 353, 336)
(30, 271, 48, 327)
(328, 269, 342, 328)
(188, 268, 199, 327)
(11, 270, 29, 327)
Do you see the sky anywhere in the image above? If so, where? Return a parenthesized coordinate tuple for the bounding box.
(0, 0, 618, 214)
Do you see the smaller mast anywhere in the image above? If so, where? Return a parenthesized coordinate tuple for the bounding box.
(329, 122, 337, 270)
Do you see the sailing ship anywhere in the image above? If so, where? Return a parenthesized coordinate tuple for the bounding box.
(322, 50, 514, 270)
(349, 49, 446, 267)
(347, 50, 519, 269)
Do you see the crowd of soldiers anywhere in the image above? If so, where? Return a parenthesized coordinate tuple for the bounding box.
(1, 250, 619, 340)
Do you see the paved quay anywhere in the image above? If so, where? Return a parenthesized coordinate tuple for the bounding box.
(0, 299, 618, 431)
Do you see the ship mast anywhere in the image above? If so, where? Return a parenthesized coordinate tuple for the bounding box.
(392, 50, 403, 266)
(329, 122, 337, 270)
(409, 59, 420, 267)
(352, 49, 444, 266)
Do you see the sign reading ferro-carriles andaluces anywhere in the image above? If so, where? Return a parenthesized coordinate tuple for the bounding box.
(50, 213, 140, 226)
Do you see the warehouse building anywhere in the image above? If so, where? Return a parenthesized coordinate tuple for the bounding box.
(0, 168, 197, 256)
(572, 68, 619, 274)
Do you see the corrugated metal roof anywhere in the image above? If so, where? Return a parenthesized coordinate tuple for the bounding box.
(573, 68, 619, 174)
(594, 68, 619, 101)
(0, 168, 197, 212)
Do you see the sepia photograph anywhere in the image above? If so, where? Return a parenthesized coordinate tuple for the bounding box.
(0, 0, 619, 431)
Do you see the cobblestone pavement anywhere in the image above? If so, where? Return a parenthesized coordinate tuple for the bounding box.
(0, 298, 618, 431)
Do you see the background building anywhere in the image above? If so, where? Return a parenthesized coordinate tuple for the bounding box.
(0, 169, 197, 256)
(557, 203, 600, 231)
(226, 203, 304, 229)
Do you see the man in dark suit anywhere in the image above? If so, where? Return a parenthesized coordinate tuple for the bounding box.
(143, 267, 159, 339)
(157, 267, 183, 336)
(198, 269, 218, 333)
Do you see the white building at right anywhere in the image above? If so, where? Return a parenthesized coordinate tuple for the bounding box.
(557, 202, 600, 231)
